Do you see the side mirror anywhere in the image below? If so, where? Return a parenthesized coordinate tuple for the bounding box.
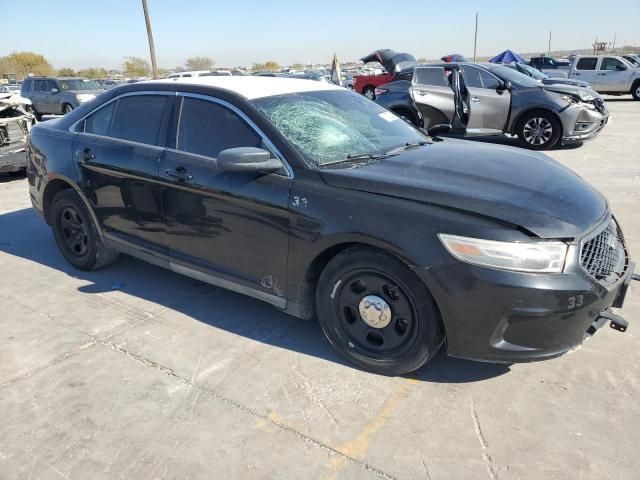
(217, 147, 282, 173)
(426, 123, 451, 137)
(498, 80, 511, 91)
(51, 88, 59, 93)
(616, 64, 627, 71)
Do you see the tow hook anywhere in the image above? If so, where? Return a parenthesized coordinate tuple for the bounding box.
(599, 310, 629, 333)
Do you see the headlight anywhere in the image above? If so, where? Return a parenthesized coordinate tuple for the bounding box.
(76, 93, 96, 102)
(561, 95, 577, 104)
(438, 234, 568, 273)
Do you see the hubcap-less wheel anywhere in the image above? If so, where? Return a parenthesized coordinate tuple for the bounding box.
(523, 117, 553, 145)
(59, 206, 89, 257)
(332, 270, 417, 357)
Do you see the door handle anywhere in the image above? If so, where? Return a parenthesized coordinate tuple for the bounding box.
(74, 148, 95, 162)
(165, 166, 193, 182)
(573, 72, 581, 76)
(471, 96, 480, 103)
(415, 90, 428, 96)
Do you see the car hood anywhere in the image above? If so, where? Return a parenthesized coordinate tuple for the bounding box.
(542, 84, 602, 101)
(319, 140, 607, 239)
(65, 89, 103, 95)
(541, 78, 591, 88)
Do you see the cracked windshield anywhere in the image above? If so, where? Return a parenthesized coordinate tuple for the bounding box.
(252, 90, 426, 165)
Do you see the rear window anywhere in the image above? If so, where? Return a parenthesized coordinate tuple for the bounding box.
(576, 58, 597, 70)
(414, 67, 448, 87)
(110, 95, 169, 145)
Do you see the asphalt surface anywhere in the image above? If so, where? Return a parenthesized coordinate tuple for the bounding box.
(0, 97, 638, 480)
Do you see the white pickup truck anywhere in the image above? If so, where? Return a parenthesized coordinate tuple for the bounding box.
(567, 55, 640, 100)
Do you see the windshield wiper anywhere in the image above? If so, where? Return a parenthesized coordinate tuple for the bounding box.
(385, 141, 429, 156)
(320, 153, 384, 166)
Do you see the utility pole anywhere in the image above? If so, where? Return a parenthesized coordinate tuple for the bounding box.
(473, 12, 478, 62)
(548, 31, 552, 56)
(141, 0, 158, 79)
(612, 33, 616, 51)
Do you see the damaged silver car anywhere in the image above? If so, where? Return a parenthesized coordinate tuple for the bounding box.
(412, 62, 609, 150)
(0, 87, 34, 174)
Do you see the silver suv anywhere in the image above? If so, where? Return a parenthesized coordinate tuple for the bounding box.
(20, 77, 103, 119)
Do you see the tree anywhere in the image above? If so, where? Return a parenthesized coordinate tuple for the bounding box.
(252, 62, 266, 72)
(264, 61, 280, 72)
(417, 58, 428, 64)
(57, 67, 77, 77)
(123, 56, 150, 78)
(0, 51, 55, 80)
(77, 67, 109, 79)
(290, 63, 305, 71)
(185, 56, 215, 71)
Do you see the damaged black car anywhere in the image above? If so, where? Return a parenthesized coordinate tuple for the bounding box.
(26, 77, 636, 374)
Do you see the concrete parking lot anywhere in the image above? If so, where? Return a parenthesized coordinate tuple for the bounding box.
(0, 97, 638, 480)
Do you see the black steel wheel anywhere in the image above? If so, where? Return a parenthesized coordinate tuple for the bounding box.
(51, 189, 119, 270)
(362, 86, 376, 100)
(316, 247, 444, 375)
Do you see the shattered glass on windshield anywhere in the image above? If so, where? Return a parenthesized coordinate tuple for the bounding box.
(252, 90, 425, 165)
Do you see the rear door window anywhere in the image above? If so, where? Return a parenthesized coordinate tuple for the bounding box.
(576, 58, 597, 70)
(33, 79, 47, 92)
(414, 67, 448, 87)
(109, 95, 169, 145)
(176, 97, 262, 158)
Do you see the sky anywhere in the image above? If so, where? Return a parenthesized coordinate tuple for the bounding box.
(2, 0, 639, 70)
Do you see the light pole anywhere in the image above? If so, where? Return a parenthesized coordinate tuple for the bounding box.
(142, 0, 158, 79)
(473, 12, 478, 62)
(548, 31, 552, 56)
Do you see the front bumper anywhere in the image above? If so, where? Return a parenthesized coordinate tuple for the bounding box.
(419, 238, 633, 363)
(560, 104, 609, 143)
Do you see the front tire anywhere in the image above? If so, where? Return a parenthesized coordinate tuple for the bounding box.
(516, 110, 561, 150)
(51, 190, 118, 270)
(62, 103, 74, 115)
(316, 247, 444, 375)
(631, 80, 640, 101)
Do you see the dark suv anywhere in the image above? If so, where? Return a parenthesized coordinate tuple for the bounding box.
(21, 77, 103, 118)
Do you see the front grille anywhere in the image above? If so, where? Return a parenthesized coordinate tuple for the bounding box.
(580, 220, 628, 285)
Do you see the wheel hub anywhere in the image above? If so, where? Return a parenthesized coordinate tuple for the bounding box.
(358, 295, 392, 329)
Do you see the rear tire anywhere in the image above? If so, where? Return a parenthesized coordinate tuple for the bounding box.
(392, 108, 419, 127)
(362, 86, 376, 100)
(516, 110, 561, 150)
(316, 247, 444, 375)
(51, 190, 118, 270)
(62, 103, 74, 115)
(631, 80, 640, 101)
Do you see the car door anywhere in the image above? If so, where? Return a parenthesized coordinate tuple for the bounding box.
(593, 57, 629, 91)
(31, 79, 50, 113)
(569, 57, 598, 86)
(159, 94, 292, 303)
(458, 65, 510, 134)
(46, 80, 62, 114)
(411, 66, 459, 130)
(72, 92, 173, 250)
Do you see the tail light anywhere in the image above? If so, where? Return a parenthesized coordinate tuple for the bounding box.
(374, 88, 388, 96)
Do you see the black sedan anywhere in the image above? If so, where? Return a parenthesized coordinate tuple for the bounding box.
(26, 77, 635, 374)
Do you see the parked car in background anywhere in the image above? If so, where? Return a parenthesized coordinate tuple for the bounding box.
(377, 62, 608, 149)
(354, 49, 416, 99)
(529, 56, 572, 78)
(26, 76, 636, 374)
(21, 77, 102, 118)
(167, 70, 211, 79)
(567, 55, 640, 99)
(622, 55, 640, 68)
(504, 62, 592, 88)
(1, 93, 33, 174)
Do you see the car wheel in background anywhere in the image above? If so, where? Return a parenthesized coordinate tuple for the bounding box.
(316, 247, 444, 375)
(516, 110, 561, 150)
(362, 86, 376, 100)
(62, 103, 74, 115)
(631, 80, 640, 101)
(51, 190, 118, 270)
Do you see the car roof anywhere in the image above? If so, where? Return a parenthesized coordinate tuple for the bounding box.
(145, 75, 343, 100)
